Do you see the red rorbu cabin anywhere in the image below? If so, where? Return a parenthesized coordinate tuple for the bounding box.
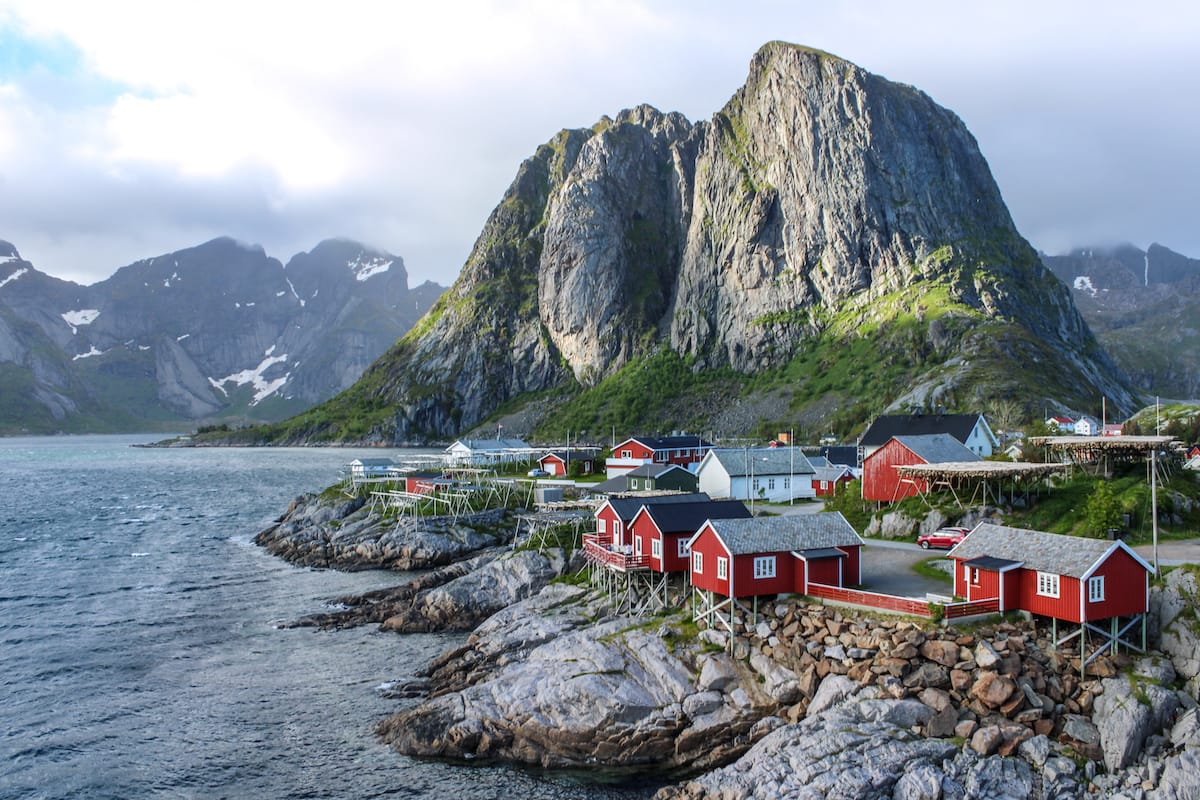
(588, 493, 711, 568)
(605, 435, 714, 478)
(628, 499, 751, 574)
(538, 450, 594, 476)
(686, 513, 864, 604)
(861, 433, 980, 502)
(948, 522, 1154, 665)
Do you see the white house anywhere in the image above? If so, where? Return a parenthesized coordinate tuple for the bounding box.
(445, 437, 533, 466)
(697, 447, 816, 503)
(348, 457, 397, 479)
(1073, 416, 1100, 436)
(1045, 416, 1075, 434)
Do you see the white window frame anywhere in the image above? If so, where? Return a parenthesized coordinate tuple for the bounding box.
(1087, 575, 1105, 603)
(651, 539, 662, 559)
(677, 538, 689, 558)
(598, 518, 606, 534)
(1036, 571, 1060, 598)
(768, 477, 776, 491)
(692, 551, 703, 574)
(613, 520, 622, 540)
(717, 556, 728, 580)
(753, 556, 776, 579)
(634, 536, 642, 556)
(963, 564, 970, 582)
(970, 567, 980, 585)
(621, 449, 632, 458)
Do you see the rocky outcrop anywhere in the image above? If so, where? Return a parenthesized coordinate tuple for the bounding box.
(1094, 657, 1181, 772)
(253, 492, 514, 571)
(308, 41, 1135, 444)
(1153, 568, 1200, 696)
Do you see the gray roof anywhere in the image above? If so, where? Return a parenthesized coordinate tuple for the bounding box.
(859, 413, 992, 448)
(588, 475, 631, 494)
(948, 523, 1152, 578)
(892, 434, 980, 464)
(813, 465, 853, 482)
(706, 447, 815, 478)
(605, 492, 712, 522)
(697, 513, 863, 555)
(624, 463, 690, 479)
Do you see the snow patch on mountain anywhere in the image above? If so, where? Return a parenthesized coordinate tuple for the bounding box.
(73, 346, 105, 360)
(349, 254, 393, 282)
(1073, 275, 1097, 296)
(61, 309, 100, 334)
(209, 353, 290, 405)
(0, 268, 28, 289)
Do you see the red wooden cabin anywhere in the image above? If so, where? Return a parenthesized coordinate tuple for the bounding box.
(948, 522, 1153, 625)
(861, 433, 979, 502)
(628, 499, 750, 574)
(587, 493, 710, 569)
(686, 513, 863, 600)
(605, 435, 713, 477)
(538, 450, 594, 476)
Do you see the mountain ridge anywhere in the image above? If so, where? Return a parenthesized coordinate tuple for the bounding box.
(235, 41, 1137, 446)
(0, 237, 444, 433)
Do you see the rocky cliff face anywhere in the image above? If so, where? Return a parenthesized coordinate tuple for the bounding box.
(1044, 243, 1200, 399)
(300, 42, 1138, 443)
(0, 237, 443, 433)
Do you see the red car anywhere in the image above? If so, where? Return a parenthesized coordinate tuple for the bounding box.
(917, 527, 970, 549)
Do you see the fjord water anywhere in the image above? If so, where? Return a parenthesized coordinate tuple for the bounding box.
(0, 436, 652, 799)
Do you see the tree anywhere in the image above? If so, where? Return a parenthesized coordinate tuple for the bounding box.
(985, 398, 1024, 447)
(1084, 480, 1123, 538)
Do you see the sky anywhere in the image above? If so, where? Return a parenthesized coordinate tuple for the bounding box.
(0, 1, 1196, 288)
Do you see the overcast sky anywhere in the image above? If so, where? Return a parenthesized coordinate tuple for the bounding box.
(1, 1, 1196, 288)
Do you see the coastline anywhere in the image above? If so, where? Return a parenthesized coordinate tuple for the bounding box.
(258, 490, 1200, 798)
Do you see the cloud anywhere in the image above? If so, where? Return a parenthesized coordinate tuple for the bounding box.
(0, 0, 1197, 287)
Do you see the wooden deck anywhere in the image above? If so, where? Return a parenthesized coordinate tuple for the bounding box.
(583, 535, 650, 571)
(807, 582, 999, 619)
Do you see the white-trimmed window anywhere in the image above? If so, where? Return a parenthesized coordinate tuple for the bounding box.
(963, 564, 971, 582)
(970, 568, 980, 585)
(621, 449, 632, 458)
(783, 478, 790, 489)
(768, 478, 776, 490)
(678, 538, 690, 558)
(1088, 576, 1105, 603)
(692, 551, 703, 574)
(752, 478, 760, 491)
(634, 537, 642, 556)
(717, 557, 728, 580)
(652, 539, 662, 559)
(1036, 571, 1060, 598)
(753, 556, 777, 579)
(598, 518, 606, 533)
(613, 520, 622, 538)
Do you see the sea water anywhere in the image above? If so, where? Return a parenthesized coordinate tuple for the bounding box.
(0, 435, 655, 799)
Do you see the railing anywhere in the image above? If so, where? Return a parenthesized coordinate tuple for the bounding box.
(807, 582, 1000, 620)
(583, 537, 650, 571)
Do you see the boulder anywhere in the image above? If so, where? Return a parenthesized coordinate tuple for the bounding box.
(1155, 569, 1200, 688)
(808, 674, 858, 717)
(970, 672, 1016, 708)
(696, 653, 738, 693)
(1094, 674, 1181, 771)
(1154, 748, 1200, 800)
(920, 639, 959, 667)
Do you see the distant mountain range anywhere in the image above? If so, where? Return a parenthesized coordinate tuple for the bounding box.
(225, 41, 1139, 446)
(0, 237, 444, 434)
(1043, 243, 1200, 400)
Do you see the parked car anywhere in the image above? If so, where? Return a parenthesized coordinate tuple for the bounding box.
(527, 468, 549, 477)
(917, 527, 970, 549)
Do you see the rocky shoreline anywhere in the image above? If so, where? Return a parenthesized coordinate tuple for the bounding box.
(258, 493, 1200, 798)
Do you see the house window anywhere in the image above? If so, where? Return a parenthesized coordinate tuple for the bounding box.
(768, 478, 776, 490)
(1036, 572, 1060, 598)
(963, 564, 970, 581)
(1088, 576, 1105, 603)
(634, 537, 642, 556)
(753, 556, 776, 579)
(652, 539, 662, 559)
(717, 557, 728, 580)
(613, 520, 622, 539)
(621, 449, 632, 458)
(783, 478, 790, 489)
(678, 539, 689, 558)
(970, 568, 980, 585)
(693, 551, 703, 574)
(598, 518, 606, 534)
(631, 479, 640, 490)
(752, 478, 760, 491)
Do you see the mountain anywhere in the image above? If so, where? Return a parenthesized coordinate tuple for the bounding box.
(1043, 243, 1200, 399)
(220, 42, 1139, 446)
(0, 237, 444, 434)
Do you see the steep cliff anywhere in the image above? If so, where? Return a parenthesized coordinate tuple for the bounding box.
(256, 42, 1136, 445)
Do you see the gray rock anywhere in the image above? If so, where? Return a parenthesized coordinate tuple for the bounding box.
(1153, 749, 1200, 800)
(1154, 569, 1200, 686)
(824, 643, 847, 661)
(749, 651, 801, 704)
(1063, 713, 1102, 746)
(960, 755, 1037, 800)
(1018, 733, 1052, 768)
(1170, 707, 1200, 749)
(1043, 755, 1078, 784)
(808, 674, 858, 717)
(682, 691, 723, 719)
(893, 762, 944, 800)
(1095, 675, 1181, 771)
(695, 652, 738, 692)
(975, 639, 1002, 669)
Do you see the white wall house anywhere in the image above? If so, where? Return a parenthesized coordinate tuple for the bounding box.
(697, 447, 816, 503)
(1073, 416, 1100, 436)
(445, 438, 533, 466)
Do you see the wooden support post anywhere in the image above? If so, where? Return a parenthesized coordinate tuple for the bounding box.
(1111, 617, 1119, 655)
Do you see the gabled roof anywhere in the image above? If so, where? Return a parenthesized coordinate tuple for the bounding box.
(447, 438, 531, 452)
(813, 465, 854, 482)
(637, 499, 751, 535)
(541, 449, 594, 461)
(588, 475, 632, 494)
(624, 463, 692, 479)
(602, 492, 711, 522)
(619, 435, 713, 451)
(689, 512, 863, 555)
(703, 447, 815, 477)
(859, 413, 990, 448)
(891, 433, 981, 464)
(820, 446, 860, 468)
(349, 457, 396, 467)
(947, 522, 1154, 578)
